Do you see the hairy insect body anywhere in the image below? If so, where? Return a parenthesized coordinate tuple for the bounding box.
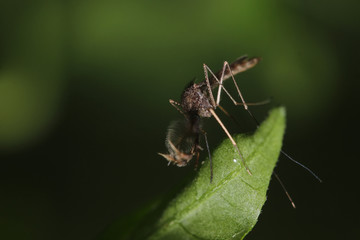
(181, 83, 212, 118)
(159, 56, 261, 179)
(159, 83, 210, 167)
(161, 115, 201, 167)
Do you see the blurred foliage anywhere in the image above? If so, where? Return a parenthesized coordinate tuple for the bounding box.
(0, 0, 358, 240)
(0, 0, 347, 149)
(0, 1, 63, 148)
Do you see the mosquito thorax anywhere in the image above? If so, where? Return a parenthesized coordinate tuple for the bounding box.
(181, 83, 213, 118)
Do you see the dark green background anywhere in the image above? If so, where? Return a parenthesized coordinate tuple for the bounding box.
(0, 0, 358, 239)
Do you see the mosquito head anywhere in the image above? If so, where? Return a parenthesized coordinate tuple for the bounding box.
(158, 151, 194, 167)
(159, 116, 202, 167)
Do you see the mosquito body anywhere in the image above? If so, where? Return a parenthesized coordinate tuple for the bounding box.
(159, 55, 321, 207)
(159, 56, 261, 180)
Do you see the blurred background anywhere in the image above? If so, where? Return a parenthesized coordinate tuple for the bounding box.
(0, 0, 359, 239)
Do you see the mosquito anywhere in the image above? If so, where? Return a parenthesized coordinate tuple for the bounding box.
(158, 55, 261, 181)
(159, 55, 322, 208)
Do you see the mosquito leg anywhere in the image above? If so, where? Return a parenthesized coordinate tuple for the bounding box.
(169, 99, 187, 118)
(273, 171, 296, 208)
(203, 63, 226, 107)
(235, 98, 272, 106)
(207, 56, 261, 89)
(209, 60, 266, 127)
(203, 64, 252, 175)
(194, 151, 200, 171)
(209, 108, 252, 175)
(217, 100, 271, 130)
(218, 105, 242, 130)
(216, 62, 227, 106)
(219, 61, 261, 126)
(204, 57, 262, 109)
(218, 105, 298, 207)
(204, 62, 250, 108)
(280, 150, 322, 182)
(203, 64, 217, 108)
(224, 61, 248, 109)
(193, 133, 201, 171)
(212, 57, 261, 107)
(216, 82, 322, 181)
(219, 100, 322, 183)
(201, 130, 213, 182)
(219, 63, 322, 183)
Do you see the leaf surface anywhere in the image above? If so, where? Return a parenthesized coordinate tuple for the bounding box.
(100, 107, 286, 240)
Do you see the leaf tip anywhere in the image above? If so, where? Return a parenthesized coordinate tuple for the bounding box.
(270, 106, 286, 119)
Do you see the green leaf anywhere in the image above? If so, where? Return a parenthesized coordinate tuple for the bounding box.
(100, 107, 286, 240)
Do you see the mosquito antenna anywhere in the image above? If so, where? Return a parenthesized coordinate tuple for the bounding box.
(280, 150, 322, 182)
(273, 171, 296, 208)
